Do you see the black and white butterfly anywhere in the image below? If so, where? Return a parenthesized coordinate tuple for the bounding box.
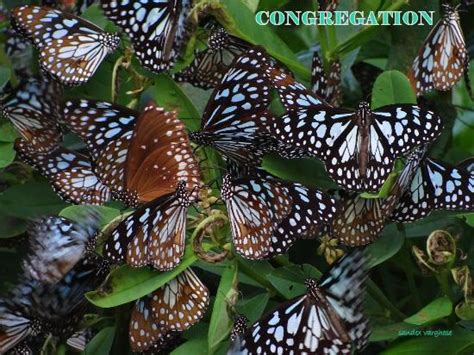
(409, 4, 469, 96)
(11, 5, 120, 86)
(228, 249, 370, 354)
(329, 147, 425, 246)
(22, 212, 100, 284)
(391, 153, 474, 222)
(0, 258, 101, 354)
(190, 48, 276, 165)
(312, 52, 342, 106)
(100, 0, 191, 73)
(221, 168, 338, 259)
(15, 139, 111, 205)
(175, 26, 251, 89)
(1, 77, 63, 153)
(270, 99, 443, 193)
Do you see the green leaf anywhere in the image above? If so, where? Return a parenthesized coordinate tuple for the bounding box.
(0, 123, 19, 143)
(86, 246, 199, 308)
(171, 338, 208, 355)
(144, 74, 201, 131)
(208, 261, 238, 355)
(0, 67, 10, 91)
(212, 0, 310, 80)
(404, 297, 453, 326)
(0, 211, 27, 239)
(370, 322, 419, 342)
(371, 70, 416, 109)
(367, 230, 404, 268)
(0, 182, 68, 219)
(455, 302, 474, 321)
(382, 327, 474, 355)
(59, 205, 121, 226)
(267, 264, 321, 299)
(0, 142, 15, 168)
(238, 293, 270, 324)
(85, 326, 115, 355)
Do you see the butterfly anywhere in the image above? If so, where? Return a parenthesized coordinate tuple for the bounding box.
(129, 268, 209, 352)
(100, 0, 191, 73)
(1, 77, 63, 153)
(312, 52, 342, 106)
(189, 48, 277, 165)
(269, 98, 443, 193)
(22, 212, 100, 284)
(15, 139, 111, 205)
(175, 26, 251, 89)
(221, 168, 338, 259)
(228, 249, 370, 354)
(409, 4, 469, 96)
(11, 5, 120, 86)
(329, 147, 426, 246)
(0, 258, 101, 354)
(391, 153, 474, 222)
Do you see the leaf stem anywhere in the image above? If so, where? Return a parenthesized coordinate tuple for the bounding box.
(367, 279, 407, 321)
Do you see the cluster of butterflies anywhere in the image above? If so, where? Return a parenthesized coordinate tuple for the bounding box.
(0, 0, 473, 353)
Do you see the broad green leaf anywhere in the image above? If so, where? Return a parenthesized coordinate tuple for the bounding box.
(81, 4, 109, 29)
(86, 246, 199, 308)
(238, 293, 270, 323)
(0, 123, 19, 143)
(171, 338, 208, 355)
(144, 74, 201, 131)
(0, 212, 27, 239)
(211, 0, 309, 80)
(404, 297, 453, 326)
(455, 302, 474, 321)
(0, 142, 15, 168)
(0, 182, 68, 218)
(382, 327, 474, 355)
(371, 70, 416, 109)
(59, 205, 121, 226)
(0, 67, 10, 91)
(367, 230, 404, 268)
(208, 261, 238, 355)
(85, 326, 115, 355)
(370, 322, 419, 342)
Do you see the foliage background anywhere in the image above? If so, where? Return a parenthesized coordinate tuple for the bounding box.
(0, 0, 474, 354)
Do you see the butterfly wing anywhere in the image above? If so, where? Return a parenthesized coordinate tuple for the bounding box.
(125, 104, 201, 204)
(221, 173, 292, 259)
(22, 213, 100, 284)
(11, 5, 120, 85)
(410, 5, 467, 95)
(100, 0, 191, 72)
(392, 157, 474, 222)
(1, 77, 62, 153)
(192, 48, 277, 164)
(149, 269, 209, 331)
(104, 188, 190, 270)
(311, 52, 328, 99)
(0, 307, 32, 354)
(326, 60, 342, 106)
(15, 139, 111, 205)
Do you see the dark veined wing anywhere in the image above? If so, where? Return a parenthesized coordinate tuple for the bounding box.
(330, 147, 426, 246)
(174, 26, 251, 89)
(318, 249, 370, 352)
(100, 0, 191, 73)
(15, 139, 111, 205)
(66, 328, 94, 351)
(392, 156, 474, 222)
(129, 268, 209, 352)
(311, 52, 342, 107)
(270, 182, 339, 256)
(221, 171, 292, 259)
(190, 48, 276, 164)
(1, 77, 63, 153)
(229, 250, 369, 354)
(271, 101, 442, 192)
(5, 28, 33, 77)
(11, 5, 120, 85)
(409, 4, 467, 96)
(22, 212, 100, 284)
(63, 99, 138, 161)
(0, 306, 31, 355)
(103, 182, 194, 270)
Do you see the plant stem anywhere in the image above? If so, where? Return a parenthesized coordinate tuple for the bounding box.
(318, 25, 330, 67)
(367, 279, 407, 321)
(237, 259, 287, 300)
(400, 240, 422, 309)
